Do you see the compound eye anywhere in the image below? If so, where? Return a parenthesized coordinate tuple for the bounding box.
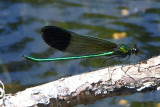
(134, 48, 139, 54)
(133, 44, 139, 55)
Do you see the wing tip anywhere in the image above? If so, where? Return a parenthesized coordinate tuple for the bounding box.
(41, 26, 71, 51)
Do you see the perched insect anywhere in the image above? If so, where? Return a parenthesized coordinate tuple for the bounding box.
(23, 26, 139, 62)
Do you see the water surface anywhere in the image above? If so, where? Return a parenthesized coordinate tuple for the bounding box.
(0, 0, 160, 106)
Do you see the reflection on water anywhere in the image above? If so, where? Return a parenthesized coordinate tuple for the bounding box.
(0, 0, 160, 106)
(0, 37, 33, 53)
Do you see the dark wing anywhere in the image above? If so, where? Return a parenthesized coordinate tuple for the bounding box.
(41, 26, 117, 55)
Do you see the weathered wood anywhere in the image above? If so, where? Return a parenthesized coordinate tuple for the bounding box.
(1, 55, 160, 107)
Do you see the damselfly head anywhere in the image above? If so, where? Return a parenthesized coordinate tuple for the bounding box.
(131, 44, 139, 55)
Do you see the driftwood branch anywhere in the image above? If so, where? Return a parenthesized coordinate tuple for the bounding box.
(1, 55, 160, 106)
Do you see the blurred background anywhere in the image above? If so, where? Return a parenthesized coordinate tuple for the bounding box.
(0, 0, 160, 106)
